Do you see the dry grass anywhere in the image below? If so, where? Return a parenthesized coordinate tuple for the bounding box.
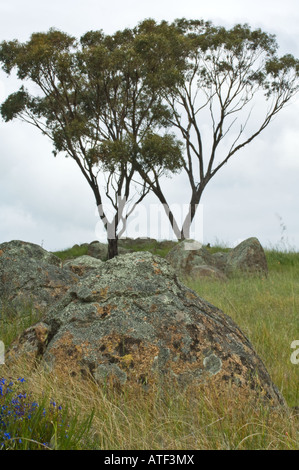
(1, 353, 298, 450)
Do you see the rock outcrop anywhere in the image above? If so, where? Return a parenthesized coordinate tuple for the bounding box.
(0, 240, 79, 311)
(166, 237, 268, 280)
(6, 248, 284, 406)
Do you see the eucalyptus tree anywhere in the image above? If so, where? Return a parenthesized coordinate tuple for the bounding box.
(0, 24, 183, 258)
(138, 19, 299, 240)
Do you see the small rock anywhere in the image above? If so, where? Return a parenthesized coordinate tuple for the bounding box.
(63, 255, 104, 277)
(87, 241, 108, 261)
(227, 237, 268, 275)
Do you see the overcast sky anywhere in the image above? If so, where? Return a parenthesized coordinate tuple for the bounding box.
(0, 0, 299, 252)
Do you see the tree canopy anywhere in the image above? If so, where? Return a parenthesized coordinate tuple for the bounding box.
(0, 22, 184, 257)
(135, 19, 299, 238)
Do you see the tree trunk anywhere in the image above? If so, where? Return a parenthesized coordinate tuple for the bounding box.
(180, 189, 204, 241)
(108, 237, 118, 260)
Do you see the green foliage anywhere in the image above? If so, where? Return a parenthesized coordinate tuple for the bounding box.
(0, 87, 29, 122)
(144, 19, 299, 239)
(97, 137, 139, 172)
(0, 25, 179, 164)
(140, 133, 183, 172)
(53, 244, 89, 261)
(265, 248, 299, 271)
(0, 299, 42, 349)
(0, 23, 187, 250)
(178, 20, 299, 100)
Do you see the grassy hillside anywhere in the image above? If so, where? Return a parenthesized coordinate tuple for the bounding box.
(186, 249, 299, 408)
(52, 239, 177, 261)
(0, 243, 298, 450)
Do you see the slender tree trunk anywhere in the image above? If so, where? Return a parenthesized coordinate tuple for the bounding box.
(180, 188, 204, 241)
(94, 187, 119, 260)
(106, 216, 119, 260)
(108, 236, 118, 259)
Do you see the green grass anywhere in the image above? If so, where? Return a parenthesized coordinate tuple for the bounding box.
(52, 239, 177, 261)
(53, 244, 89, 261)
(184, 253, 299, 408)
(266, 248, 299, 272)
(0, 299, 42, 349)
(119, 238, 177, 258)
(1, 243, 298, 450)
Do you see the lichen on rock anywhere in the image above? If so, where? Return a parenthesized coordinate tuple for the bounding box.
(0, 240, 79, 311)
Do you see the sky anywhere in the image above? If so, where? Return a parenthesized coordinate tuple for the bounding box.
(0, 0, 299, 252)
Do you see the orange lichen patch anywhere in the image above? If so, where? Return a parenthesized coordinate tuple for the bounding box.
(95, 303, 115, 318)
(0, 249, 3, 256)
(152, 262, 162, 275)
(130, 342, 160, 379)
(185, 290, 198, 300)
(159, 327, 196, 375)
(119, 354, 134, 369)
(97, 333, 160, 382)
(165, 325, 184, 343)
(98, 286, 109, 300)
(68, 266, 86, 276)
(173, 358, 203, 377)
(149, 304, 158, 313)
(34, 322, 50, 345)
(49, 331, 91, 376)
